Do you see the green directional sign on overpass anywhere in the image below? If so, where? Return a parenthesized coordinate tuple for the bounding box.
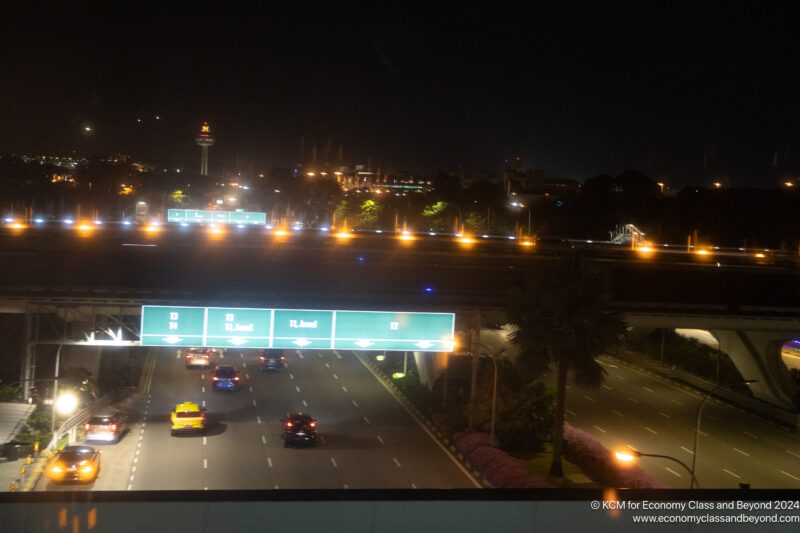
(167, 209, 267, 225)
(140, 306, 455, 352)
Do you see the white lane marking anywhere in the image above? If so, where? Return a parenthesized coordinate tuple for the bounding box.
(318, 353, 323, 358)
(176, 353, 180, 358)
(411, 483, 417, 489)
(252, 400, 257, 406)
(319, 435, 326, 444)
(296, 386, 301, 392)
(274, 485, 279, 489)
(204, 459, 208, 469)
(681, 446, 694, 455)
(147, 398, 150, 404)
(671, 399, 683, 405)
(203, 436, 207, 446)
(289, 374, 295, 380)
(593, 425, 607, 434)
(134, 457, 138, 464)
(706, 414, 718, 421)
(665, 467, 682, 477)
(333, 374, 338, 380)
(363, 416, 370, 424)
(130, 475, 135, 481)
(132, 466, 136, 472)
(627, 396, 640, 404)
(658, 411, 671, 419)
(261, 436, 266, 444)
(201, 373, 205, 380)
(602, 385, 612, 391)
(242, 363, 247, 368)
(342, 386, 348, 393)
(643, 386, 654, 393)
(351, 400, 358, 408)
(220, 353, 224, 359)
(127, 484, 132, 490)
(644, 427, 658, 435)
(204, 487, 208, 490)
(696, 429, 708, 437)
(302, 400, 308, 407)
(298, 353, 304, 359)
(136, 449, 140, 455)
(246, 374, 250, 379)
(202, 400, 206, 408)
(354, 352, 481, 488)
(140, 427, 145, 433)
(786, 449, 800, 459)
(201, 386, 205, 393)
(139, 434, 143, 441)
(325, 363, 330, 368)
(343, 484, 349, 489)
(566, 409, 576, 416)
(781, 470, 800, 481)
(377, 435, 384, 444)
(267, 457, 273, 468)
(137, 442, 142, 448)
(742, 431, 758, 439)
(723, 468, 740, 479)
(612, 410, 625, 418)
(583, 395, 595, 402)
(337, 352, 342, 359)
(330, 457, 338, 468)
(733, 447, 750, 457)
(257, 416, 262, 424)
(393, 457, 402, 467)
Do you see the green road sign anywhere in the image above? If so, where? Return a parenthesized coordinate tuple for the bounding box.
(205, 307, 271, 348)
(167, 209, 267, 225)
(272, 309, 335, 349)
(140, 306, 455, 351)
(140, 306, 205, 347)
(332, 311, 455, 351)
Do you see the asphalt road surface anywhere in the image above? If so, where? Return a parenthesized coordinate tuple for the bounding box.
(565, 357, 800, 489)
(36, 348, 477, 491)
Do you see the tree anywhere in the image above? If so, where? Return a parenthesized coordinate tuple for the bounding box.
(507, 253, 626, 477)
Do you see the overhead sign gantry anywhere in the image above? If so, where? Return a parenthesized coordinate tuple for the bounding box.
(140, 306, 455, 352)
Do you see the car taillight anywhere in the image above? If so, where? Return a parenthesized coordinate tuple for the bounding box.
(185, 355, 192, 359)
(309, 422, 316, 428)
(259, 356, 265, 361)
(285, 421, 293, 427)
(233, 376, 239, 381)
(212, 376, 219, 381)
(84, 423, 90, 431)
(280, 356, 285, 361)
(202, 355, 209, 359)
(111, 424, 117, 431)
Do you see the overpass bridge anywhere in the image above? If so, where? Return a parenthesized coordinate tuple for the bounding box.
(1, 231, 799, 413)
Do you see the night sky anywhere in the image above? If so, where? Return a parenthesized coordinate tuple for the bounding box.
(2, 4, 799, 187)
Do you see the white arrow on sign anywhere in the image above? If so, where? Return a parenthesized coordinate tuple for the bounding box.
(354, 339, 374, 348)
(162, 335, 184, 344)
(293, 338, 312, 347)
(228, 337, 248, 346)
(415, 341, 434, 349)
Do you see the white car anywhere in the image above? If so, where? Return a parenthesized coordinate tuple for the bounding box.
(184, 348, 213, 368)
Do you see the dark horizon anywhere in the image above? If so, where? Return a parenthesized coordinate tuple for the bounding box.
(2, 4, 799, 187)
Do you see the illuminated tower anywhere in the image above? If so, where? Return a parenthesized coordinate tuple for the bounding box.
(195, 122, 215, 176)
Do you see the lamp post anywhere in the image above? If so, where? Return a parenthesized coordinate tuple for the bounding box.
(615, 449, 698, 488)
(50, 343, 67, 438)
(691, 379, 757, 488)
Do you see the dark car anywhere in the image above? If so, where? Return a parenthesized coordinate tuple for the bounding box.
(281, 413, 317, 447)
(258, 349, 285, 371)
(84, 411, 126, 443)
(212, 365, 240, 391)
(46, 445, 101, 483)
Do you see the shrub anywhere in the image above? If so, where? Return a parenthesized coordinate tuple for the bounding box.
(453, 431, 498, 455)
(563, 423, 668, 488)
(455, 432, 551, 488)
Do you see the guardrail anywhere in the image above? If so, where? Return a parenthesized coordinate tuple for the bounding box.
(47, 395, 114, 450)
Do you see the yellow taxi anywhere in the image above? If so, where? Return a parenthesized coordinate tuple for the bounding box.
(170, 402, 207, 436)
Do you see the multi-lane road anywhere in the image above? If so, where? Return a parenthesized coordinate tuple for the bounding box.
(35, 348, 478, 491)
(565, 357, 800, 489)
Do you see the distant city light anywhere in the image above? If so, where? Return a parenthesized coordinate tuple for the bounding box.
(34, 218, 45, 224)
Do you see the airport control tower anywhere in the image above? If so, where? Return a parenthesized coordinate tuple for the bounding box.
(195, 122, 215, 176)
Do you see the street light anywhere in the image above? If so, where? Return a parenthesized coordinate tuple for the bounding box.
(691, 379, 757, 488)
(509, 201, 532, 235)
(614, 448, 698, 488)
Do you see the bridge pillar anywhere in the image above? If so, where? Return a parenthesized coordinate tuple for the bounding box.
(711, 330, 799, 410)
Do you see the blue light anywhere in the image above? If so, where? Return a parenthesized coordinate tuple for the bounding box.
(424, 287, 433, 293)
(358, 256, 365, 262)
(180, 222, 189, 228)
(3, 217, 13, 224)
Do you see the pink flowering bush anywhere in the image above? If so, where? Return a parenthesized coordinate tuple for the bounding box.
(563, 423, 669, 488)
(454, 432, 552, 488)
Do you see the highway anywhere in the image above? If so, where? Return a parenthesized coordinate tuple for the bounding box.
(564, 356, 800, 489)
(35, 348, 477, 491)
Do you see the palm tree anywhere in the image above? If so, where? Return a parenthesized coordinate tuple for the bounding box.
(507, 252, 626, 477)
